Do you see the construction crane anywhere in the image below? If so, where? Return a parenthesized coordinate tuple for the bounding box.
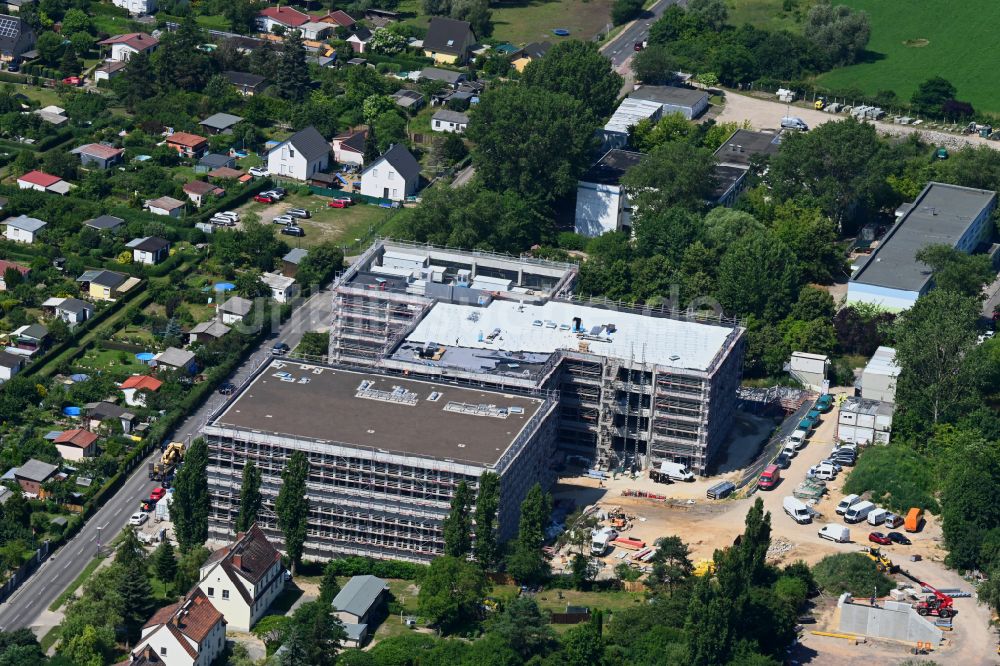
(899, 570, 956, 619)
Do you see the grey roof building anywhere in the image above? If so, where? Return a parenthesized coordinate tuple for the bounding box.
(6, 215, 46, 233)
(199, 112, 244, 134)
(332, 575, 388, 621)
(286, 126, 331, 162)
(199, 153, 236, 170)
(189, 320, 231, 341)
(432, 109, 469, 124)
(377, 143, 420, 183)
(283, 248, 308, 265)
(629, 85, 709, 120)
(77, 269, 128, 289)
(224, 70, 267, 94)
(419, 67, 466, 86)
(220, 295, 253, 318)
(85, 214, 125, 231)
(16, 458, 58, 483)
(0, 14, 34, 60)
(391, 89, 424, 110)
(423, 17, 475, 61)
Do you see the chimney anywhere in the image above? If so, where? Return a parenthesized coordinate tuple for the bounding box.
(233, 554, 242, 569)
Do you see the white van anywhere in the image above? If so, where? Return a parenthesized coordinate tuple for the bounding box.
(867, 508, 887, 526)
(658, 461, 695, 482)
(844, 500, 875, 524)
(836, 494, 861, 515)
(818, 524, 850, 542)
(781, 116, 809, 131)
(782, 442, 797, 459)
(783, 496, 811, 524)
(789, 429, 809, 449)
(808, 464, 836, 481)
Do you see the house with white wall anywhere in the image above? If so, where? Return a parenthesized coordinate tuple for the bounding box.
(267, 126, 330, 181)
(127, 236, 170, 265)
(4, 214, 46, 243)
(261, 272, 297, 303)
(218, 296, 253, 325)
(112, 0, 156, 16)
(99, 32, 158, 61)
(54, 429, 98, 461)
(431, 109, 468, 133)
(198, 524, 284, 631)
(574, 149, 644, 237)
(359, 144, 420, 202)
(130, 588, 226, 666)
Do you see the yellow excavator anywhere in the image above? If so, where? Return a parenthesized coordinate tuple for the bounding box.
(148, 441, 185, 481)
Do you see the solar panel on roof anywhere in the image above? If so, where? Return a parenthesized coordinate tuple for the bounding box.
(0, 17, 19, 38)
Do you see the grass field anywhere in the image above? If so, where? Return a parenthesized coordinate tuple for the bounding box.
(725, 0, 812, 32)
(815, 1, 1000, 113)
(239, 192, 396, 250)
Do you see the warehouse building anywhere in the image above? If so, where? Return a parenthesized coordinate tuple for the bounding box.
(203, 362, 557, 562)
(847, 182, 997, 311)
(327, 240, 746, 476)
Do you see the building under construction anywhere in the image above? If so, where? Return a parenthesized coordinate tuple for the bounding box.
(203, 362, 557, 562)
(327, 240, 746, 475)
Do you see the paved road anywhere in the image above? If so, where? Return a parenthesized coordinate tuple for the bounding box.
(0, 287, 334, 632)
(601, 0, 679, 68)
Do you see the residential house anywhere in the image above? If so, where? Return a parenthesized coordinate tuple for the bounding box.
(512, 41, 550, 73)
(331, 575, 389, 648)
(9, 323, 48, 356)
(34, 105, 68, 126)
(218, 296, 253, 325)
(84, 214, 125, 233)
(316, 10, 356, 29)
(574, 149, 645, 237)
(423, 17, 475, 64)
(4, 0, 34, 14)
(166, 132, 208, 158)
(146, 196, 186, 218)
(207, 167, 249, 183)
(198, 524, 284, 631)
(267, 126, 330, 181)
(155, 347, 198, 375)
(73, 143, 125, 169)
(298, 21, 333, 40)
(0, 14, 34, 63)
(130, 588, 226, 666)
(86, 401, 137, 434)
(4, 215, 46, 243)
(94, 60, 127, 82)
(54, 429, 98, 461)
(188, 321, 230, 345)
(0, 350, 24, 382)
(197, 153, 236, 173)
(431, 109, 468, 133)
(99, 32, 158, 61)
(331, 128, 367, 167)
(17, 170, 69, 194)
(346, 26, 372, 53)
(127, 237, 171, 265)
(120, 374, 162, 407)
(0, 259, 30, 290)
(183, 180, 225, 208)
(43, 297, 93, 325)
(360, 143, 420, 202)
(419, 67, 466, 88)
(711, 129, 782, 206)
(282, 248, 308, 278)
(111, 0, 156, 16)
(224, 71, 267, 96)
(76, 268, 135, 301)
(261, 272, 298, 303)
(13, 458, 57, 497)
(392, 89, 424, 112)
(256, 6, 309, 33)
(629, 85, 709, 120)
(199, 113, 244, 136)
(365, 8, 398, 28)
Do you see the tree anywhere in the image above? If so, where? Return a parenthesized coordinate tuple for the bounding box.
(277, 30, 310, 102)
(940, 433, 1000, 569)
(647, 535, 693, 594)
(59, 624, 115, 666)
(450, 0, 492, 38)
(319, 561, 342, 605)
(687, 0, 728, 31)
(281, 601, 346, 666)
(252, 615, 292, 652)
(152, 539, 178, 594)
(224, 0, 257, 33)
(623, 141, 716, 215)
(443, 480, 472, 557)
(417, 556, 490, 633)
(439, 132, 467, 163)
(367, 28, 407, 55)
(473, 471, 500, 569)
(362, 94, 396, 124)
(60, 8, 93, 36)
(771, 202, 844, 283)
(170, 438, 209, 552)
(505, 484, 552, 585)
(804, 0, 870, 67)
(560, 616, 604, 666)
(236, 461, 262, 533)
(59, 42, 81, 74)
(612, 0, 644, 25)
(716, 231, 801, 321)
(114, 528, 156, 638)
(632, 45, 679, 85)
(485, 596, 556, 659)
(570, 552, 597, 590)
(915, 244, 994, 296)
(276, 450, 309, 574)
(235, 269, 268, 299)
(36, 31, 63, 65)
(813, 553, 893, 596)
(120, 50, 155, 111)
(174, 546, 211, 592)
(911, 76, 957, 117)
(521, 41, 623, 118)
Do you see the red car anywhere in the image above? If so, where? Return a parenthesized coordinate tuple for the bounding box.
(634, 42, 644, 52)
(868, 531, 892, 545)
(328, 199, 350, 208)
(61, 76, 82, 86)
(149, 487, 166, 502)
(254, 194, 275, 204)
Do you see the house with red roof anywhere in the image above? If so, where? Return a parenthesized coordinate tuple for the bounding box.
(257, 6, 310, 33)
(16, 170, 68, 194)
(73, 143, 125, 170)
(316, 10, 356, 29)
(198, 524, 284, 631)
(183, 180, 225, 208)
(54, 428, 98, 461)
(0, 260, 30, 291)
(128, 588, 226, 666)
(166, 132, 208, 158)
(120, 374, 163, 407)
(99, 32, 159, 61)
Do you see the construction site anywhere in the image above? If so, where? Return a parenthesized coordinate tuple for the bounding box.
(326, 239, 747, 476)
(201, 360, 557, 562)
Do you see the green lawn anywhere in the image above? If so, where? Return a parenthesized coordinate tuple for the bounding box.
(240, 192, 396, 249)
(78, 348, 152, 373)
(815, 0, 1000, 114)
(725, 0, 814, 32)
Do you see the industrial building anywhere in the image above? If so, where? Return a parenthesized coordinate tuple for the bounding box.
(327, 240, 746, 476)
(574, 149, 645, 237)
(847, 182, 997, 311)
(711, 129, 782, 206)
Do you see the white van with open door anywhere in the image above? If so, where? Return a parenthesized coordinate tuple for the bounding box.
(783, 496, 812, 524)
(867, 508, 887, 526)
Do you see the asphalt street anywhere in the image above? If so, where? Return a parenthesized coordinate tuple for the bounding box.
(0, 287, 334, 632)
(601, 0, 680, 68)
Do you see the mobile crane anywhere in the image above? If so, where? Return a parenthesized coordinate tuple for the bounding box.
(148, 441, 185, 481)
(900, 570, 955, 619)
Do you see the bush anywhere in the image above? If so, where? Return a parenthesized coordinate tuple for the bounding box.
(611, 0, 644, 25)
(812, 553, 893, 597)
(843, 444, 939, 514)
(318, 556, 428, 580)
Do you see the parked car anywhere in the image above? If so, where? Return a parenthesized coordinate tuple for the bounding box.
(149, 487, 166, 502)
(273, 214, 296, 225)
(254, 194, 275, 204)
(887, 532, 911, 545)
(884, 513, 904, 529)
(210, 215, 235, 226)
(328, 199, 350, 208)
(271, 187, 287, 196)
(248, 166, 269, 177)
(129, 512, 148, 526)
(61, 76, 82, 86)
(818, 459, 843, 472)
(868, 531, 892, 545)
(217, 211, 240, 221)
(287, 208, 311, 219)
(774, 453, 792, 469)
(272, 342, 290, 355)
(217, 381, 236, 395)
(281, 225, 305, 237)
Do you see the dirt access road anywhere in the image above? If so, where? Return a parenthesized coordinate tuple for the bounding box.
(717, 91, 998, 151)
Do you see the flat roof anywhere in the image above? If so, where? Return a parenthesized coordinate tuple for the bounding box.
(604, 97, 661, 135)
(213, 362, 546, 466)
(580, 149, 645, 186)
(851, 182, 996, 292)
(629, 85, 708, 107)
(713, 129, 782, 168)
(406, 299, 736, 371)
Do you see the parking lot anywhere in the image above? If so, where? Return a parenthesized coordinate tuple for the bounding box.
(237, 191, 391, 249)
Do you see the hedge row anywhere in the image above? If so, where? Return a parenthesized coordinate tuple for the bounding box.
(318, 555, 428, 580)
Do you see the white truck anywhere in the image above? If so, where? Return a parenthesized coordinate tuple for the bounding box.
(783, 496, 811, 524)
(590, 528, 618, 556)
(650, 461, 695, 482)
